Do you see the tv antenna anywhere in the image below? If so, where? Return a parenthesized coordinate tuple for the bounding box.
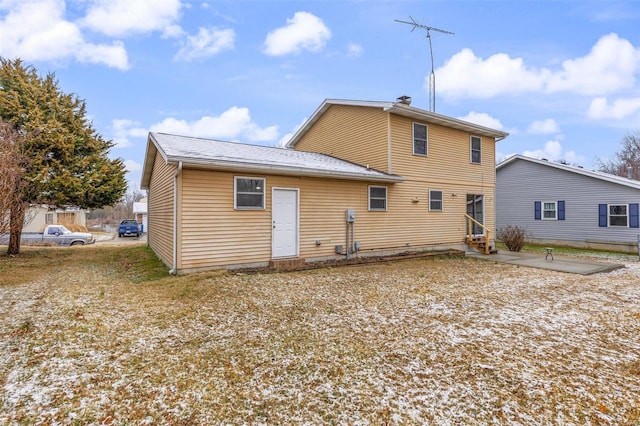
(395, 16, 454, 112)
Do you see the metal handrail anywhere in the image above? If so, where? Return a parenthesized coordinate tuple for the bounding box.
(464, 214, 491, 255)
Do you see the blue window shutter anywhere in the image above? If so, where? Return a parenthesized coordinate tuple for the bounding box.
(534, 201, 541, 220)
(558, 200, 565, 220)
(630, 203, 639, 228)
(598, 204, 607, 227)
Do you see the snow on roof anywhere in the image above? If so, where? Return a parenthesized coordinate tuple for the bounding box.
(143, 133, 404, 187)
(497, 154, 640, 190)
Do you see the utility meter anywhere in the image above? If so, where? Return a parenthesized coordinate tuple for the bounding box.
(346, 209, 356, 223)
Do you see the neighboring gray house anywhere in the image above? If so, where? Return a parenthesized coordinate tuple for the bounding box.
(496, 155, 640, 253)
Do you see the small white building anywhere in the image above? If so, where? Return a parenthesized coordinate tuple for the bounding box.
(23, 206, 87, 232)
(133, 198, 148, 233)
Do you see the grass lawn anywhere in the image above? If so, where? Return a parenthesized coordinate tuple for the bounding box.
(1, 245, 639, 424)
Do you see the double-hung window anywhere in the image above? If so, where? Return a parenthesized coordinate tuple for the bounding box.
(235, 177, 265, 210)
(609, 204, 628, 227)
(535, 200, 565, 221)
(369, 186, 387, 211)
(599, 203, 639, 228)
(470, 136, 481, 164)
(543, 201, 557, 220)
(429, 190, 443, 211)
(413, 123, 428, 156)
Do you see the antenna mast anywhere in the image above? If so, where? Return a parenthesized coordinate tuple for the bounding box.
(395, 16, 454, 112)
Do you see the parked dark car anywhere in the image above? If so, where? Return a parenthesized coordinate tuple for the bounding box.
(118, 219, 140, 237)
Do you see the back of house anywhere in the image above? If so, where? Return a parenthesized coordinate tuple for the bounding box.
(141, 97, 508, 273)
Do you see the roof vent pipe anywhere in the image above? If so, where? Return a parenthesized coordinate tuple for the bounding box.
(628, 166, 633, 179)
(396, 95, 412, 105)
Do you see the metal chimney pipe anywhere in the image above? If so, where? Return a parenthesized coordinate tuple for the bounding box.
(628, 166, 633, 179)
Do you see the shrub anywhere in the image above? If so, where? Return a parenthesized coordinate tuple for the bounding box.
(497, 225, 528, 252)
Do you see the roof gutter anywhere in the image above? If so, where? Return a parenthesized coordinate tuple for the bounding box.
(169, 161, 182, 275)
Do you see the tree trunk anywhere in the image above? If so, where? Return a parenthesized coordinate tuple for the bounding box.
(7, 203, 26, 255)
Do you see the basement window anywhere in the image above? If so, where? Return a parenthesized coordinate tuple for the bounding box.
(235, 177, 265, 210)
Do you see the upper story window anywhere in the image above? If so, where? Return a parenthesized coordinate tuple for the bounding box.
(234, 177, 265, 210)
(413, 122, 428, 156)
(429, 190, 443, 211)
(369, 186, 387, 211)
(470, 136, 481, 164)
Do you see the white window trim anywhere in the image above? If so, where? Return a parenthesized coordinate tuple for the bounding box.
(368, 185, 387, 211)
(542, 201, 557, 220)
(470, 135, 481, 164)
(429, 189, 443, 212)
(608, 203, 629, 227)
(412, 122, 428, 156)
(234, 176, 266, 210)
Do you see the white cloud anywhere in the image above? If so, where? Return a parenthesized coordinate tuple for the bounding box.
(263, 11, 331, 56)
(0, 0, 130, 70)
(437, 33, 640, 99)
(546, 33, 639, 96)
(278, 116, 308, 147)
(458, 112, 504, 130)
(587, 96, 640, 120)
(124, 159, 142, 172)
(149, 107, 278, 143)
(81, 0, 183, 38)
(436, 48, 546, 98)
(527, 118, 560, 134)
(174, 27, 235, 61)
(522, 140, 581, 163)
(347, 43, 363, 58)
(111, 119, 148, 148)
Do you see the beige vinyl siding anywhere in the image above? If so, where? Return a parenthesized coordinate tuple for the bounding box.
(388, 114, 497, 237)
(293, 104, 389, 173)
(177, 169, 480, 271)
(180, 169, 271, 269)
(148, 151, 176, 268)
(390, 114, 496, 185)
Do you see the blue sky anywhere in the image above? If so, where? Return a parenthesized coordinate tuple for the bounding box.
(1, 0, 640, 190)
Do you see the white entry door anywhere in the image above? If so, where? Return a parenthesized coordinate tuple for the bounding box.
(272, 188, 299, 258)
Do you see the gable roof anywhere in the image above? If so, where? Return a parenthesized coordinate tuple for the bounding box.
(285, 98, 510, 148)
(141, 132, 405, 189)
(497, 154, 640, 190)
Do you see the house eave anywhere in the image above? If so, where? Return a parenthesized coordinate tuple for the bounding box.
(285, 98, 509, 148)
(497, 154, 640, 190)
(385, 104, 509, 140)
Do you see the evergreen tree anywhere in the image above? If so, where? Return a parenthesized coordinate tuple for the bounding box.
(0, 58, 127, 254)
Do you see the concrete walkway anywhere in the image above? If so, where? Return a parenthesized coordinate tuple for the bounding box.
(467, 250, 625, 275)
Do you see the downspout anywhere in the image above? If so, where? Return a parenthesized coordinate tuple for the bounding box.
(387, 112, 392, 174)
(169, 161, 182, 275)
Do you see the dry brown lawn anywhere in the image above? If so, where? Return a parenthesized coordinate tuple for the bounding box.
(1, 245, 639, 425)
